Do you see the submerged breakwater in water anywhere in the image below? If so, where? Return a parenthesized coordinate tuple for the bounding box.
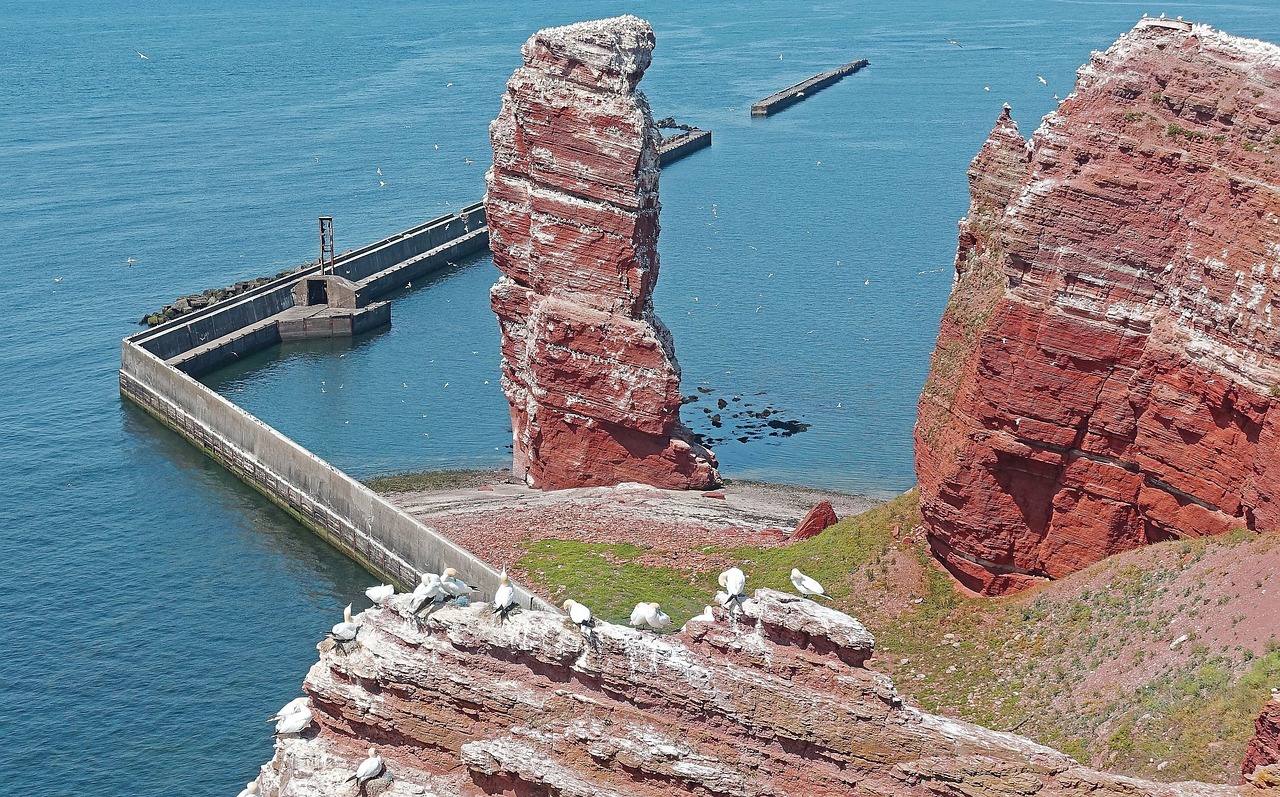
(6, 2, 1280, 796)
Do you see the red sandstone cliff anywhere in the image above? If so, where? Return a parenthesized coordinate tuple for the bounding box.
(1244, 698, 1280, 779)
(254, 591, 1243, 796)
(485, 16, 718, 491)
(915, 18, 1280, 594)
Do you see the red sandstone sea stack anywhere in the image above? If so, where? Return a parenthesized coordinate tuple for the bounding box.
(486, 16, 719, 491)
(916, 18, 1280, 594)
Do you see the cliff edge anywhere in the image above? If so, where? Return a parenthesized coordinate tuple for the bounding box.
(254, 590, 1244, 796)
(916, 18, 1280, 594)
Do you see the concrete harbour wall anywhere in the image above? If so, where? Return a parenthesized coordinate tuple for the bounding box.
(120, 204, 551, 611)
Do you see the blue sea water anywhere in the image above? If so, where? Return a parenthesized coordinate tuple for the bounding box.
(4, 1, 1280, 794)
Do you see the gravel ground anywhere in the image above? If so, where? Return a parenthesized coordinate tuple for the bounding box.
(376, 477, 881, 601)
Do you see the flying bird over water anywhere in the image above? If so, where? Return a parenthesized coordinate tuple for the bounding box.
(346, 747, 386, 790)
(791, 568, 829, 599)
(945, 37, 963, 48)
(365, 583, 394, 605)
(1037, 75, 1048, 85)
(135, 50, 149, 60)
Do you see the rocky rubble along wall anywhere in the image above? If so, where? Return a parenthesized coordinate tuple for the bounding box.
(915, 19, 1280, 594)
(256, 589, 1242, 797)
(485, 15, 719, 491)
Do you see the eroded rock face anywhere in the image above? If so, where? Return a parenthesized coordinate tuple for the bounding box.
(915, 19, 1280, 594)
(791, 499, 839, 540)
(255, 589, 1241, 797)
(1245, 699, 1280, 778)
(486, 16, 718, 491)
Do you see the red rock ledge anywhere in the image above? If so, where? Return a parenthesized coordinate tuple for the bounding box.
(1244, 698, 1280, 780)
(916, 18, 1280, 595)
(485, 15, 718, 491)
(255, 589, 1243, 796)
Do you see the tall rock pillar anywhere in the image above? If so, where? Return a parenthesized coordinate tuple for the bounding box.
(486, 16, 719, 491)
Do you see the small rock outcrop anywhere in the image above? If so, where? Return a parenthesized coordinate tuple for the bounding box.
(486, 16, 719, 491)
(791, 499, 839, 540)
(255, 589, 1242, 797)
(1245, 699, 1280, 779)
(916, 18, 1280, 594)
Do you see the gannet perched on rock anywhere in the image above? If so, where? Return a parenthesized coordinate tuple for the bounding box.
(440, 567, 476, 602)
(791, 568, 829, 599)
(492, 568, 518, 622)
(267, 696, 308, 723)
(629, 602, 672, 630)
(326, 604, 359, 648)
(346, 747, 386, 792)
(562, 599, 596, 637)
(364, 583, 394, 606)
(236, 781, 258, 797)
(717, 566, 746, 610)
(273, 703, 313, 736)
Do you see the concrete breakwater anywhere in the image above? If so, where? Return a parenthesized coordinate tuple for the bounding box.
(120, 204, 551, 611)
(658, 128, 712, 166)
(751, 58, 870, 116)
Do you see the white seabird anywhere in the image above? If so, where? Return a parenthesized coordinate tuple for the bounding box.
(717, 567, 746, 610)
(274, 704, 313, 736)
(492, 568, 518, 622)
(365, 583, 394, 605)
(562, 599, 595, 637)
(629, 602, 672, 630)
(346, 747, 386, 789)
(440, 567, 476, 601)
(327, 603, 359, 642)
(236, 781, 258, 797)
(790, 568, 829, 599)
(267, 696, 309, 723)
(408, 571, 448, 621)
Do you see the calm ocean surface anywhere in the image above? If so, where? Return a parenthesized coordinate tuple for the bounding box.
(4, 1, 1278, 793)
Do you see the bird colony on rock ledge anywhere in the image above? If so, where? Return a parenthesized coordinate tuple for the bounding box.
(916, 17, 1280, 594)
(485, 15, 719, 492)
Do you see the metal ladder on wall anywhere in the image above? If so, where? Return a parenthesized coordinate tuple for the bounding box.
(318, 216, 335, 275)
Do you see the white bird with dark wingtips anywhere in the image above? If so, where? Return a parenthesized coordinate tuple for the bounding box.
(492, 568, 518, 622)
(345, 747, 386, 790)
(365, 583, 394, 606)
(717, 566, 746, 609)
(629, 602, 672, 630)
(562, 599, 595, 636)
(274, 703, 313, 736)
(236, 781, 258, 797)
(790, 568, 829, 599)
(441, 567, 476, 601)
(407, 572, 448, 619)
(326, 604, 359, 642)
(267, 696, 308, 724)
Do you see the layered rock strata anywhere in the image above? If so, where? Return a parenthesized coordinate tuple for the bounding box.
(255, 589, 1241, 797)
(915, 19, 1280, 594)
(486, 16, 718, 490)
(1245, 698, 1280, 778)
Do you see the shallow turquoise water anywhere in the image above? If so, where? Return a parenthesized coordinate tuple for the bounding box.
(4, 2, 1279, 794)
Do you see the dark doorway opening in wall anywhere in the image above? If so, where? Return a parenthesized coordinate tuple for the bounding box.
(307, 279, 328, 306)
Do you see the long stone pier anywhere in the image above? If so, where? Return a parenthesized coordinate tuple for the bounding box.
(120, 203, 551, 610)
(751, 59, 870, 116)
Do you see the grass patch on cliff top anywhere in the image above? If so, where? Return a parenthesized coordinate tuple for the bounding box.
(363, 469, 500, 493)
(515, 490, 1280, 784)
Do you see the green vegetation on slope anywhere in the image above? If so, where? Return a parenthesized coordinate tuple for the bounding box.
(515, 490, 1279, 784)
